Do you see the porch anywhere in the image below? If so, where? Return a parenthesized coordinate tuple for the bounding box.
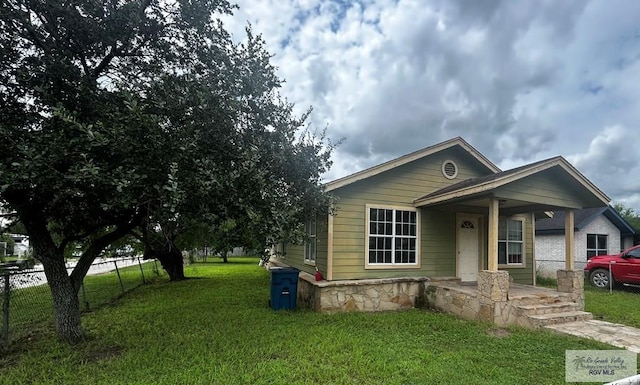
(294, 267, 591, 329)
(425, 271, 591, 328)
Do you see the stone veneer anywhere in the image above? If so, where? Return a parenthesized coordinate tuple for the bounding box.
(556, 269, 585, 308)
(267, 262, 586, 329)
(296, 271, 429, 313)
(425, 271, 586, 328)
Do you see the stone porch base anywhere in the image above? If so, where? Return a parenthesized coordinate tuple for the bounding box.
(267, 264, 588, 329)
(297, 271, 429, 313)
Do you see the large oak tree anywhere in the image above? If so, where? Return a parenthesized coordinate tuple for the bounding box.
(0, 0, 334, 343)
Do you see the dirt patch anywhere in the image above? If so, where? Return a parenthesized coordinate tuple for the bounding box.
(80, 345, 124, 364)
(487, 328, 511, 338)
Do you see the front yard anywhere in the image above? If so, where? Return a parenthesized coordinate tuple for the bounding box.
(0, 258, 629, 385)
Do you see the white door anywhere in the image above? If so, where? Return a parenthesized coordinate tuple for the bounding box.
(458, 216, 480, 282)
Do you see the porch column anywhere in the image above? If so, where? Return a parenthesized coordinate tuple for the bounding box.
(565, 209, 574, 270)
(487, 197, 499, 271)
(558, 209, 584, 309)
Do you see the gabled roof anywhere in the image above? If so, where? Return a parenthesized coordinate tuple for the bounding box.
(324, 137, 500, 192)
(536, 206, 637, 236)
(414, 156, 610, 208)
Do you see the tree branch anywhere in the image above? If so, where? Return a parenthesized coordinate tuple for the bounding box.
(69, 212, 144, 291)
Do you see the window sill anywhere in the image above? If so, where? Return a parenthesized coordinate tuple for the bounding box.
(365, 264, 421, 270)
(498, 264, 526, 269)
(304, 260, 316, 267)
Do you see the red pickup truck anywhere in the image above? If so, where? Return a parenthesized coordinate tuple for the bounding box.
(585, 245, 640, 288)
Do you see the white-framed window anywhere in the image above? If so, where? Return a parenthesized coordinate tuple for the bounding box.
(304, 218, 316, 264)
(586, 234, 607, 258)
(498, 217, 524, 266)
(366, 206, 419, 267)
(274, 242, 286, 259)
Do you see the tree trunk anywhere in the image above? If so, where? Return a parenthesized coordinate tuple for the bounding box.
(147, 240, 185, 281)
(221, 251, 228, 263)
(41, 254, 84, 344)
(19, 208, 85, 344)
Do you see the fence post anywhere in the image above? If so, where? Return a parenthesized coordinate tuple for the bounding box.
(113, 261, 125, 294)
(609, 261, 615, 294)
(138, 257, 145, 284)
(2, 273, 10, 346)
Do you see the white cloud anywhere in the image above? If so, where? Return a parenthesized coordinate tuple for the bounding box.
(223, 0, 640, 212)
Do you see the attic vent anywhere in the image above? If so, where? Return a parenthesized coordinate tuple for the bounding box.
(442, 160, 458, 179)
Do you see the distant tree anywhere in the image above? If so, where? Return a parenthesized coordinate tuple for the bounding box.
(0, 0, 334, 344)
(612, 202, 640, 245)
(612, 203, 640, 232)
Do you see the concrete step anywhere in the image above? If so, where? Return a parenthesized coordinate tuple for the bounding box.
(526, 311, 593, 327)
(518, 302, 580, 316)
(510, 294, 575, 306)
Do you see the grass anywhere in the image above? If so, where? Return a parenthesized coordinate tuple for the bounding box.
(0, 258, 625, 385)
(585, 285, 640, 327)
(4, 260, 164, 341)
(537, 274, 640, 328)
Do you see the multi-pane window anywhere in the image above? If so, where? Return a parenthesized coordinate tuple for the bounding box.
(498, 218, 523, 265)
(368, 207, 417, 265)
(304, 218, 316, 264)
(586, 234, 607, 259)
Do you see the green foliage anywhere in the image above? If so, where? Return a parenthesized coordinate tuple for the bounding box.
(0, 0, 335, 340)
(612, 202, 640, 232)
(0, 259, 616, 384)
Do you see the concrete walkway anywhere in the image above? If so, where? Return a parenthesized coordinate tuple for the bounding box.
(545, 320, 640, 353)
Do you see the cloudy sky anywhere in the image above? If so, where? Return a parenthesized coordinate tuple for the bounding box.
(221, 0, 640, 212)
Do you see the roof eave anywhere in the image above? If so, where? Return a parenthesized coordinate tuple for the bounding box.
(325, 137, 501, 192)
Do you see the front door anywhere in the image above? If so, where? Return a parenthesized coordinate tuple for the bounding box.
(458, 215, 481, 282)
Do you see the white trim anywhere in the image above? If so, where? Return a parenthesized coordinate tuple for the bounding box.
(442, 159, 459, 179)
(327, 210, 334, 280)
(498, 215, 526, 268)
(304, 217, 317, 266)
(415, 157, 610, 207)
(325, 137, 500, 192)
(365, 204, 421, 269)
(456, 213, 483, 281)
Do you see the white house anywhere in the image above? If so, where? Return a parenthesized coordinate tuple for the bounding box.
(10, 234, 30, 257)
(535, 207, 637, 278)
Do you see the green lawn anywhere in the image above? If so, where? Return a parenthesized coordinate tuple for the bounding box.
(585, 286, 640, 328)
(4, 260, 163, 341)
(538, 275, 640, 328)
(0, 259, 628, 385)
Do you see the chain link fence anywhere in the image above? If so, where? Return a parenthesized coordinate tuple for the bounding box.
(583, 261, 640, 294)
(536, 259, 588, 279)
(538, 259, 640, 294)
(1, 257, 165, 347)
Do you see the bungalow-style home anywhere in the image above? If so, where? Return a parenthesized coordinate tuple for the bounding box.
(535, 207, 637, 278)
(269, 137, 609, 328)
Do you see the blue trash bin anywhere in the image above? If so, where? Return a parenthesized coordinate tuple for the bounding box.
(270, 267, 300, 310)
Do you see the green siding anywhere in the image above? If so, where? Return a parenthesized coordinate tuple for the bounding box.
(281, 146, 540, 284)
(331, 148, 489, 280)
(278, 214, 329, 276)
(496, 172, 584, 208)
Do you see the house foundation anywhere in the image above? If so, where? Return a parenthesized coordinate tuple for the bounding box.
(296, 271, 429, 313)
(268, 262, 589, 329)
